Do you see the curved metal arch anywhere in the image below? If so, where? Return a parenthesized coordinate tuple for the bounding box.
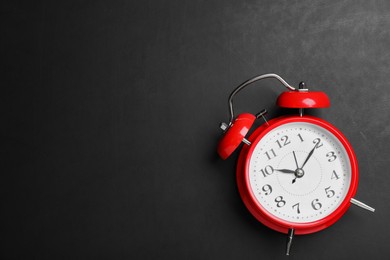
(227, 73, 296, 124)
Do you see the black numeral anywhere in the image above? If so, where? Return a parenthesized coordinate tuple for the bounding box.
(313, 138, 323, 148)
(262, 184, 272, 195)
(297, 133, 304, 142)
(311, 198, 322, 210)
(325, 186, 335, 198)
(331, 170, 340, 180)
(292, 203, 300, 214)
(276, 135, 291, 149)
(264, 149, 277, 160)
(326, 151, 337, 162)
(260, 165, 274, 177)
(275, 196, 286, 208)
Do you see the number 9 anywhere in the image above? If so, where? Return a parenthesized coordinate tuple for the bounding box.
(262, 184, 272, 195)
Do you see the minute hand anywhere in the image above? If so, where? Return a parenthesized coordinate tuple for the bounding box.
(301, 144, 317, 169)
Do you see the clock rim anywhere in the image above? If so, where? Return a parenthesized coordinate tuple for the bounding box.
(236, 115, 358, 235)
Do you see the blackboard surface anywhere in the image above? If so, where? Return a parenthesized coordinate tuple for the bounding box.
(2, 1, 389, 259)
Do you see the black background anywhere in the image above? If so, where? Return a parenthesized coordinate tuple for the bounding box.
(2, 1, 390, 259)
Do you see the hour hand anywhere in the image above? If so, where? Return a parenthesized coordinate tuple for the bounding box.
(275, 169, 295, 174)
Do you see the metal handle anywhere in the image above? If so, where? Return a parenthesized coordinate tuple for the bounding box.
(227, 73, 296, 125)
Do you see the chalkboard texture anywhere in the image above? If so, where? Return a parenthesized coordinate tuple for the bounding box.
(2, 0, 390, 259)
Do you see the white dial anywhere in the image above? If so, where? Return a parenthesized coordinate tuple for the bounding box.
(249, 122, 351, 223)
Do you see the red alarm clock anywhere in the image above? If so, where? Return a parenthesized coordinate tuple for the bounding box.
(217, 74, 374, 255)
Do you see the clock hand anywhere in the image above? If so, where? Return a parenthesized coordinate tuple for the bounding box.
(300, 144, 317, 169)
(293, 151, 299, 169)
(275, 169, 295, 174)
(275, 153, 300, 175)
(292, 177, 297, 184)
(289, 152, 300, 184)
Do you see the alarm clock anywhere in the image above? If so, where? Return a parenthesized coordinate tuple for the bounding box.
(217, 74, 375, 255)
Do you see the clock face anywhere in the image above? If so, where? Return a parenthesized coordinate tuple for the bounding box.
(248, 122, 352, 223)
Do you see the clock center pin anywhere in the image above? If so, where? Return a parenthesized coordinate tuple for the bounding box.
(295, 168, 304, 178)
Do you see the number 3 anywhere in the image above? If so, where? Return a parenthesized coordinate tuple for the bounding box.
(326, 151, 337, 162)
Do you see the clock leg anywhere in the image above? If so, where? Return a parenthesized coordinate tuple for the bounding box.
(285, 228, 295, 256)
(350, 198, 375, 212)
